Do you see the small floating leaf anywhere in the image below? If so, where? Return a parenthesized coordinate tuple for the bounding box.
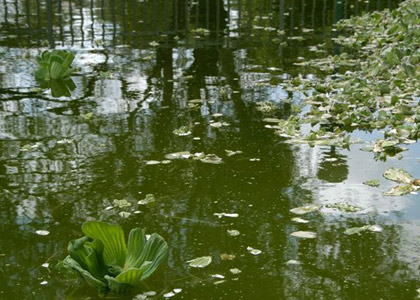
(113, 199, 131, 208)
(290, 231, 317, 239)
(187, 256, 212, 268)
(173, 126, 191, 136)
(290, 205, 320, 215)
(291, 217, 309, 224)
(384, 185, 414, 196)
(165, 151, 191, 160)
(247, 247, 262, 255)
(220, 253, 235, 261)
(285, 260, 301, 265)
(36, 230, 50, 236)
(145, 160, 161, 165)
(363, 179, 380, 187)
(326, 202, 362, 212)
(229, 268, 242, 274)
(344, 225, 383, 235)
(211, 274, 225, 279)
(214, 213, 238, 218)
(227, 230, 240, 237)
(200, 154, 223, 164)
(138, 194, 156, 205)
(383, 167, 414, 184)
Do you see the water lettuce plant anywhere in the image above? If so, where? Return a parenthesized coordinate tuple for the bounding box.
(35, 50, 76, 81)
(58, 221, 168, 295)
(35, 50, 77, 97)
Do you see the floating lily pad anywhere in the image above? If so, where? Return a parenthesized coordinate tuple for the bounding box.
(290, 205, 320, 215)
(290, 231, 317, 239)
(187, 256, 212, 268)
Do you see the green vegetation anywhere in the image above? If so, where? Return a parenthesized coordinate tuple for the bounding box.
(35, 50, 77, 97)
(271, 0, 420, 154)
(35, 50, 75, 81)
(57, 221, 168, 295)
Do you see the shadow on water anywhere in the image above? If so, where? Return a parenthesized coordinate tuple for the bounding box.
(0, 1, 418, 299)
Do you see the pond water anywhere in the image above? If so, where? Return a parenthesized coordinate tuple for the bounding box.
(1, 0, 420, 299)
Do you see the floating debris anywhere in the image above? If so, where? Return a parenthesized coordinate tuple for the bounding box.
(383, 167, 414, 184)
(229, 268, 242, 275)
(290, 231, 317, 239)
(41, 263, 49, 268)
(225, 150, 243, 157)
(211, 274, 225, 279)
(247, 246, 262, 255)
(290, 205, 320, 215)
(36, 230, 50, 236)
(113, 199, 131, 208)
(363, 179, 380, 187)
(138, 194, 156, 205)
(187, 256, 212, 268)
(165, 151, 191, 160)
(145, 160, 161, 165)
(384, 185, 414, 196)
(220, 253, 236, 261)
(119, 211, 131, 218)
(40, 281, 48, 285)
(200, 154, 223, 164)
(210, 121, 230, 128)
(214, 213, 239, 218)
(291, 217, 309, 224)
(285, 260, 301, 265)
(173, 126, 191, 136)
(227, 229, 240, 237)
(326, 202, 362, 213)
(344, 225, 383, 235)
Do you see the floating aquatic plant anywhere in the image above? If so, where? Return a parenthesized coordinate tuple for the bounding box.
(35, 50, 76, 81)
(35, 50, 77, 97)
(57, 221, 168, 295)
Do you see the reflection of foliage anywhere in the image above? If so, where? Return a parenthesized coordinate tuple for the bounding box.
(58, 221, 168, 295)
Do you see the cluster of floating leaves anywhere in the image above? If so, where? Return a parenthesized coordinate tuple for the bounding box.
(266, 0, 420, 151)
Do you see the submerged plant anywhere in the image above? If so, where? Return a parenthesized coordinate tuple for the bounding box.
(57, 221, 168, 295)
(35, 50, 76, 81)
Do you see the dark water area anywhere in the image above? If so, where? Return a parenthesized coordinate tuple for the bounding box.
(1, 0, 420, 299)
